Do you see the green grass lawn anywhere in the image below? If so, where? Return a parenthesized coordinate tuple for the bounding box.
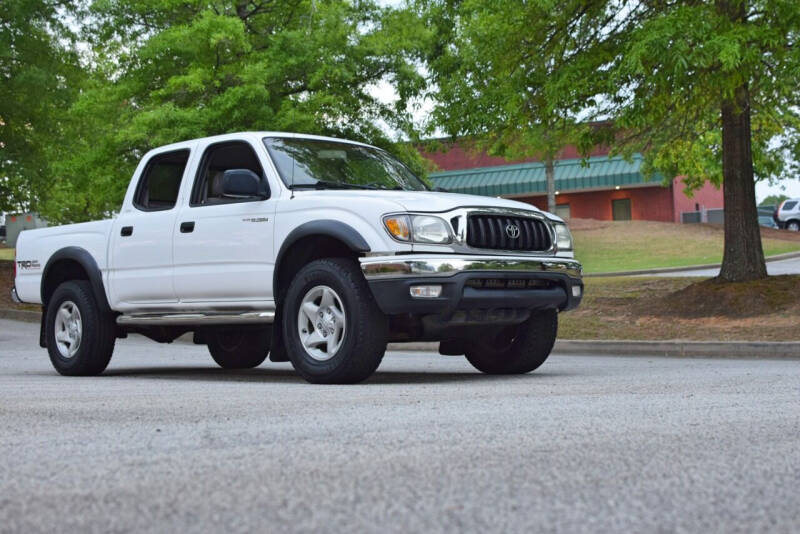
(1, 221, 797, 273)
(572, 220, 800, 273)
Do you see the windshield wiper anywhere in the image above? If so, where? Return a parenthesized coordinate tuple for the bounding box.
(363, 182, 404, 190)
(289, 180, 381, 190)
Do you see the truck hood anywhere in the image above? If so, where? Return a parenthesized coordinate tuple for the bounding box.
(292, 190, 558, 220)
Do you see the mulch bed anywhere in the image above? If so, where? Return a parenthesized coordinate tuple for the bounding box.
(560, 275, 800, 341)
(0, 261, 39, 311)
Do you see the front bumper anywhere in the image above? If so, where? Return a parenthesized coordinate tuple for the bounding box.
(360, 255, 583, 316)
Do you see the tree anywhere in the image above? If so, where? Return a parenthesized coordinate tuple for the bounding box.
(421, 1, 589, 214)
(42, 0, 426, 223)
(0, 0, 82, 214)
(421, 0, 800, 282)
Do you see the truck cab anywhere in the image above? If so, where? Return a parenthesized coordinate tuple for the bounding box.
(13, 132, 582, 384)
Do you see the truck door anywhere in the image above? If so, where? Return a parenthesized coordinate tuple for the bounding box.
(172, 139, 277, 304)
(109, 148, 192, 308)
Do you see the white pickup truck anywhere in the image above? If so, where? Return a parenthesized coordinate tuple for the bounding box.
(12, 132, 582, 383)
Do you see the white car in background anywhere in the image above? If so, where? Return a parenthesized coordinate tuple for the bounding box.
(774, 198, 800, 231)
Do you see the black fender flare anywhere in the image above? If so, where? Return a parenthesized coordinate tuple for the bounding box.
(41, 246, 112, 314)
(273, 220, 371, 291)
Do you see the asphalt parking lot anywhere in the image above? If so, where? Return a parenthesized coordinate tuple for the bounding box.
(1, 318, 799, 533)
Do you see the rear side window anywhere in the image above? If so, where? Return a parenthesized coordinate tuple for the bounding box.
(784, 201, 798, 211)
(134, 149, 190, 211)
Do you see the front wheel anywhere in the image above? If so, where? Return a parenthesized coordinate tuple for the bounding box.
(282, 258, 388, 384)
(207, 328, 271, 369)
(465, 309, 558, 375)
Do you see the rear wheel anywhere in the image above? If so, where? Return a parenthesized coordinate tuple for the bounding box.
(787, 220, 800, 232)
(207, 328, 271, 369)
(282, 258, 387, 384)
(465, 309, 558, 374)
(46, 280, 116, 376)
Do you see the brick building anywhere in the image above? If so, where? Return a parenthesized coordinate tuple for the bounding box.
(420, 142, 723, 223)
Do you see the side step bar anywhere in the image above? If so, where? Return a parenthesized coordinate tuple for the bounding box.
(117, 310, 275, 326)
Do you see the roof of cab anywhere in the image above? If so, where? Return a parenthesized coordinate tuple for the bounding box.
(144, 131, 376, 157)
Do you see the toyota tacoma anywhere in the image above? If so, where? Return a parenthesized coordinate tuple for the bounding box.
(12, 132, 582, 383)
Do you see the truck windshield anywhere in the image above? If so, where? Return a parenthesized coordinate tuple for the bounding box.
(263, 137, 429, 191)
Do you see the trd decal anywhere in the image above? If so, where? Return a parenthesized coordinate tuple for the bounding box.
(242, 217, 269, 223)
(16, 260, 41, 270)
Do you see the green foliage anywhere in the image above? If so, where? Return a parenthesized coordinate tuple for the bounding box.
(0, 0, 82, 214)
(760, 193, 789, 206)
(419, 0, 589, 165)
(420, 0, 800, 190)
(35, 0, 427, 222)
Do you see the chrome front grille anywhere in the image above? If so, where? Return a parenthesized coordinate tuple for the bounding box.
(466, 214, 552, 252)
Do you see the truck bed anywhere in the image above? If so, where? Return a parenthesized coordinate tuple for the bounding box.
(14, 219, 114, 304)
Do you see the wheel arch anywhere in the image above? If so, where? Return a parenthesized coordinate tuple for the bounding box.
(273, 221, 370, 303)
(41, 247, 112, 314)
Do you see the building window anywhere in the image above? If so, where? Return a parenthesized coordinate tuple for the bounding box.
(612, 198, 632, 221)
(555, 204, 571, 220)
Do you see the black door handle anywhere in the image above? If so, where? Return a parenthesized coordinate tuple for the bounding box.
(120, 226, 133, 237)
(180, 221, 195, 233)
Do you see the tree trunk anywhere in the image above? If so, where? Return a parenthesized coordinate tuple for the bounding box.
(717, 83, 767, 282)
(545, 157, 556, 214)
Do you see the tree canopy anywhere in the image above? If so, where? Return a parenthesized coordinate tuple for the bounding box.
(420, 0, 800, 281)
(0, 0, 81, 214)
(4, 0, 426, 222)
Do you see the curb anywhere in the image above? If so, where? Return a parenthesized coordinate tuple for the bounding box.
(585, 250, 800, 278)
(389, 339, 800, 359)
(3, 311, 797, 359)
(0, 308, 40, 323)
(551, 339, 800, 359)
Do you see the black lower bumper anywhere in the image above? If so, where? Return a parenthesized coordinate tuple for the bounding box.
(361, 256, 583, 318)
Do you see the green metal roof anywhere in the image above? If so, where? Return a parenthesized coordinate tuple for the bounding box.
(429, 154, 661, 197)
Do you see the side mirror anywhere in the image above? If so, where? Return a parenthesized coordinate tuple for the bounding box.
(222, 169, 268, 199)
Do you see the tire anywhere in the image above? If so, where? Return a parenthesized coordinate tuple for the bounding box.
(45, 280, 116, 376)
(787, 220, 800, 232)
(207, 328, 271, 369)
(464, 309, 558, 375)
(282, 258, 388, 384)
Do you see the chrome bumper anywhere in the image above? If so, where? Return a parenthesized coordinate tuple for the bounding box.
(10, 286, 22, 304)
(360, 255, 582, 280)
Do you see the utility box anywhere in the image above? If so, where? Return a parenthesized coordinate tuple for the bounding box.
(4, 213, 48, 248)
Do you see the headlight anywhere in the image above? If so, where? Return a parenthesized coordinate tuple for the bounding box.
(411, 215, 451, 243)
(554, 223, 573, 251)
(383, 214, 452, 244)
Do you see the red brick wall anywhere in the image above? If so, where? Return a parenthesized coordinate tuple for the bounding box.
(419, 142, 611, 172)
(671, 178, 724, 223)
(516, 186, 675, 222)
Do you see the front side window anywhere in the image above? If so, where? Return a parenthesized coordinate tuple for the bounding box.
(191, 141, 267, 206)
(134, 150, 190, 211)
(263, 137, 428, 191)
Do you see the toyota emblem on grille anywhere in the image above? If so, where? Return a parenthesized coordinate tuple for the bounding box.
(505, 224, 520, 239)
